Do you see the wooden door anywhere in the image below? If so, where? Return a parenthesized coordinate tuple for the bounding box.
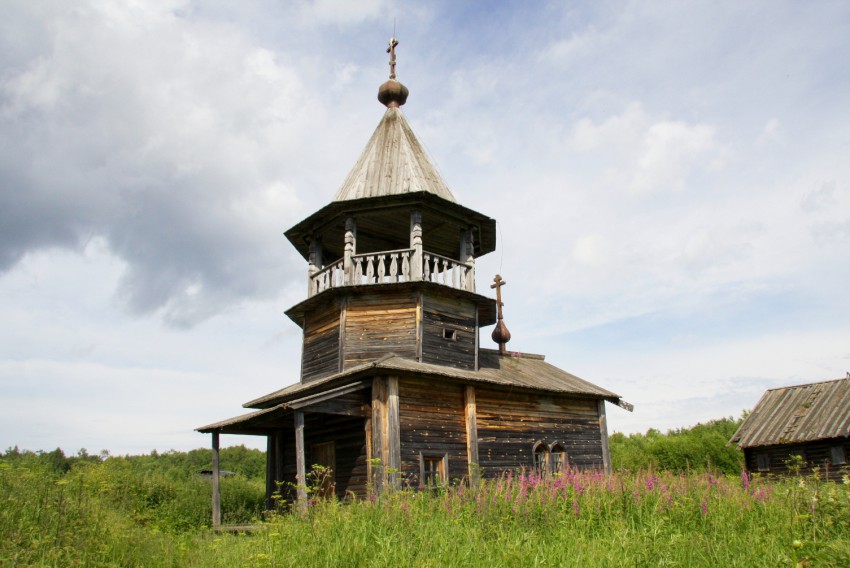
(311, 441, 335, 497)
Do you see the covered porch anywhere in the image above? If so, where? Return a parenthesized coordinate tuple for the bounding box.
(196, 377, 402, 526)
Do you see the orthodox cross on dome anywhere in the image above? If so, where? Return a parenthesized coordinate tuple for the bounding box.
(490, 274, 512, 355)
(387, 36, 399, 80)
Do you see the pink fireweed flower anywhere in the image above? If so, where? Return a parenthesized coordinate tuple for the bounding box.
(740, 470, 750, 491)
(700, 499, 708, 516)
(572, 500, 580, 518)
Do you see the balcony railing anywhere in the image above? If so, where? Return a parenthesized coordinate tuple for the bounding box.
(308, 249, 474, 297)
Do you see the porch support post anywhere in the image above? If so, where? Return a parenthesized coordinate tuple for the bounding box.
(294, 411, 307, 510)
(598, 400, 612, 475)
(343, 217, 357, 285)
(265, 433, 275, 509)
(464, 385, 480, 486)
(410, 210, 423, 280)
(211, 431, 221, 527)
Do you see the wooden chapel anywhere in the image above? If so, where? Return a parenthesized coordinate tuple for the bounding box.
(198, 39, 630, 522)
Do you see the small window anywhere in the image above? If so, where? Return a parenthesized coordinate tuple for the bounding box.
(831, 445, 846, 465)
(532, 441, 549, 475)
(549, 443, 567, 474)
(420, 453, 447, 487)
(756, 453, 770, 472)
(442, 329, 457, 341)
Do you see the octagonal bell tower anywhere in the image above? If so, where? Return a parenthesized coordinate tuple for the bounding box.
(284, 39, 498, 383)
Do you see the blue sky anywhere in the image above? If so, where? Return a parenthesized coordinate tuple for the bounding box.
(1, 1, 849, 454)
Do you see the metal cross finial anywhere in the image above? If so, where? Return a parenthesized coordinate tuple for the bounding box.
(491, 274, 506, 319)
(490, 274, 511, 354)
(387, 37, 399, 80)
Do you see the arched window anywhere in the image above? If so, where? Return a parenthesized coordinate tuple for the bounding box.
(549, 442, 566, 475)
(532, 441, 549, 474)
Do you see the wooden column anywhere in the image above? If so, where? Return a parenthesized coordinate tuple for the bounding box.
(387, 376, 401, 489)
(371, 378, 386, 491)
(294, 411, 307, 509)
(464, 385, 480, 485)
(343, 217, 357, 285)
(460, 228, 475, 291)
(410, 210, 423, 280)
(598, 400, 612, 475)
(307, 237, 322, 296)
(265, 433, 275, 508)
(211, 431, 221, 527)
(371, 376, 400, 491)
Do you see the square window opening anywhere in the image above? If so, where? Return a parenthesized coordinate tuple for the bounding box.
(831, 445, 846, 465)
(756, 453, 770, 472)
(420, 453, 448, 487)
(442, 329, 457, 341)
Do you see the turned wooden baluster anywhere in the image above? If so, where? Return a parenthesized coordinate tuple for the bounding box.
(364, 256, 373, 283)
(401, 251, 410, 281)
(390, 253, 399, 282)
(377, 254, 386, 281)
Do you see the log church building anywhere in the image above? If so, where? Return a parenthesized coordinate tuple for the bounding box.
(198, 39, 631, 519)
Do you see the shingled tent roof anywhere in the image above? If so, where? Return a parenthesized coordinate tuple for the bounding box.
(332, 107, 457, 203)
(730, 377, 850, 449)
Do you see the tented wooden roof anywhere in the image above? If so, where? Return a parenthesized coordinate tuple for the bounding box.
(730, 377, 850, 449)
(243, 349, 626, 410)
(333, 107, 456, 203)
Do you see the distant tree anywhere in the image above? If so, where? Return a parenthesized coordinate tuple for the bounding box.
(610, 415, 745, 475)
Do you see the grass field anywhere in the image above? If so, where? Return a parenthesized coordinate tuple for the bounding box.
(2, 453, 849, 567)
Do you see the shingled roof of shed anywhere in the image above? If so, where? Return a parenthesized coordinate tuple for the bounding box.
(243, 349, 624, 410)
(730, 377, 850, 449)
(332, 107, 457, 203)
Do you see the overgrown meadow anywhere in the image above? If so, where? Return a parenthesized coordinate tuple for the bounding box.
(3, 423, 850, 567)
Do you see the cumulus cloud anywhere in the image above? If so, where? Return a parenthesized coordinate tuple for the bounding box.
(0, 2, 318, 326)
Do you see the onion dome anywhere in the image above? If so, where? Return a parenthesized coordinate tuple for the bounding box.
(378, 37, 409, 108)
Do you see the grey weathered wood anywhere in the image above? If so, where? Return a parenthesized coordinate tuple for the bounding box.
(294, 411, 307, 509)
(410, 210, 423, 280)
(387, 376, 401, 489)
(211, 431, 221, 527)
(598, 399, 611, 475)
(464, 385, 479, 484)
(371, 377, 386, 490)
(343, 216, 356, 285)
(337, 297, 347, 373)
(307, 237, 322, 296)
(288, 380, 370, 409)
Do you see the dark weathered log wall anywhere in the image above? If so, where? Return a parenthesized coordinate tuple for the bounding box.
(279, 413, 369, 499)
(343, 291, 418, 368)
(398, 377, 469, 486)
(420, 294, 476, 370)
(475, 386, 604, 477)
(744, 437, 850, 480)
(301, 300, 340, 383)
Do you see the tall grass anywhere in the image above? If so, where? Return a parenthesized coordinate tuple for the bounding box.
(2, 455, 849, 567)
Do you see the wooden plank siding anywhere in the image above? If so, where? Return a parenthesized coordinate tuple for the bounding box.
(398, 377, 469, 486)
(744, 437, 850, 481)
(343, 291, 418, 368)
(475, 386, 604, 477)
(279, 413, 370, 499)
(420, 294, 477, 370)
(301, 300, 341, 383)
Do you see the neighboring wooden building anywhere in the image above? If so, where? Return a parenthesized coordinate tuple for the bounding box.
(729, 376, 850, 479)
(197, 40, 630, 518)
